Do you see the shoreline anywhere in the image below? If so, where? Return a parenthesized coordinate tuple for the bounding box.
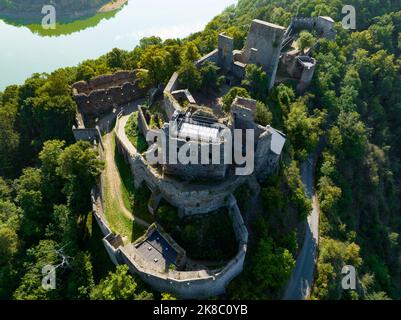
(98, 0, 129, 13)
(0, 0, 127, 24)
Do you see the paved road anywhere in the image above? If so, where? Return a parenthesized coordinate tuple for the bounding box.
(283, 154, 320, 300)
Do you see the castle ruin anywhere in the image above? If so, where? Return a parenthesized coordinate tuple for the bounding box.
(72, 15, 335, 299)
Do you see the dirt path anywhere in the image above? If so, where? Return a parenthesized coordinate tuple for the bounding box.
(102, 131, 149, 228)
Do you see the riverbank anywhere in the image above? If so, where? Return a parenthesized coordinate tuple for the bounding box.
(0, 0, 126, 24)
(99, 0, 128, 13)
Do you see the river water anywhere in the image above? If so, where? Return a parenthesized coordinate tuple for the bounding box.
(0, 0, 237, 91)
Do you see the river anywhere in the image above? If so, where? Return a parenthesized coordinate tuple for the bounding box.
(0, 0, 237, 91)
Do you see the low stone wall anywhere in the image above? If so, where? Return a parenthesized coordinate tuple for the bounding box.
(137, 106, 150, 138)
(227, 195, 248, 245)
(72, 126, 101, 143)
(195, 49, 219, 68)
(232, 61, 247, 79)
(163, 72, 182, 119)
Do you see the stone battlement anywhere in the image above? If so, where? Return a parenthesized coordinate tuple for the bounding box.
(91, 178, 248, 299)
(72, 70, 148, 119)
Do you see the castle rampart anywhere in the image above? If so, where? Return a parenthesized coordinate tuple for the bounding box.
(72, 70, 148, 119)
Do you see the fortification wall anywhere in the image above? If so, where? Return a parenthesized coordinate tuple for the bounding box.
(242, 20, 286, 89)
(291, 16, 336, 40)
(115, 113, 249, 215)
(72, 126, 101, 143)
(163, 72, 182, 119)
(87, 113, 250, 299)
(218, 33, 234, 70)
(137, 106, 150, 138)
(90, 145, 248, 298)
(98, 197, 248, 299)
(72, 70, 148, 118)
(195, 49, 219, 68)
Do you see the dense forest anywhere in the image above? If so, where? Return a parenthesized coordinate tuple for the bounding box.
(0, 0, 400, 300)
(0, 0, 112, 22)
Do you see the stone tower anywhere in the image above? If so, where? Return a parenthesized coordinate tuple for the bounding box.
(242, 20, 286, 89)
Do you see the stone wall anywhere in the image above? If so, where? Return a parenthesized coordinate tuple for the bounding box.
(242, 19, 286, 89)
(218, 33, 234, 70)
(90, 138, 248, 298)
(72, 70, 148, 118)
(195, 49, 219, 68)
(96, 195, 248, 299)
(232, 61, 247, 79)
(291, 16, 336, 40)
(163, 72, 182, 119)
(115, 113, 250, 215)
(137, 106, 151, 138)
(72, 126, 102, 143)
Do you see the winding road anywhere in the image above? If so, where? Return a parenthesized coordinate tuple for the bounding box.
(283, 153, 320, 300)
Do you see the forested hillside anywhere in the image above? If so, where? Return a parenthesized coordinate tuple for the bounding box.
(0, 0, 400, 300)
(0, 0, 111, 22)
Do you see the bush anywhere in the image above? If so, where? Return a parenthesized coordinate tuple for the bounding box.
(178, 61, 202, 91)
(222, 87, 250, 112)
(255, 101, 272, 126)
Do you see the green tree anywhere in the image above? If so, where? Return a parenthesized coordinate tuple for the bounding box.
(182, 42, 201, 62)
(0, 226, 19, 265)
(284, 98, 326, 160)
(199, 61, 223, 90)
(139, 46, 176, 85)
(0, 104, 20, 177)
(90, 265, 153, 300)
(13, 240, 61, 300)
(106, 48, 128, 69)
(76, 64, 95, 82)
(57, 141, 104, 212)
(66, 252, 95, 299)
(298, 31, 316, 53)
(222, 87, 250, 112)
(313, 238, 363, 300)
(285, 161, 312, 220)
(332, 111, 368, 160)
(242, 64, 269, 101)
(255, 101, 272, 126)
(161, 293, 177, 300)
(253, 235, 295, 293)
(39, 140, 66, 204)
(15, 168, 46, 240)
(178, 61, 202, 92)
(139, 36, 162, 49)
(0, 177, 11, 200)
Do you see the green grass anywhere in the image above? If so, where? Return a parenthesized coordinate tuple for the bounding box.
(102, 134, 147, 242)
(125, 112, 148, 154)
(114, 134, 154, 224)
(83, 212, 115, 282)
(103, 178, 146, 243)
